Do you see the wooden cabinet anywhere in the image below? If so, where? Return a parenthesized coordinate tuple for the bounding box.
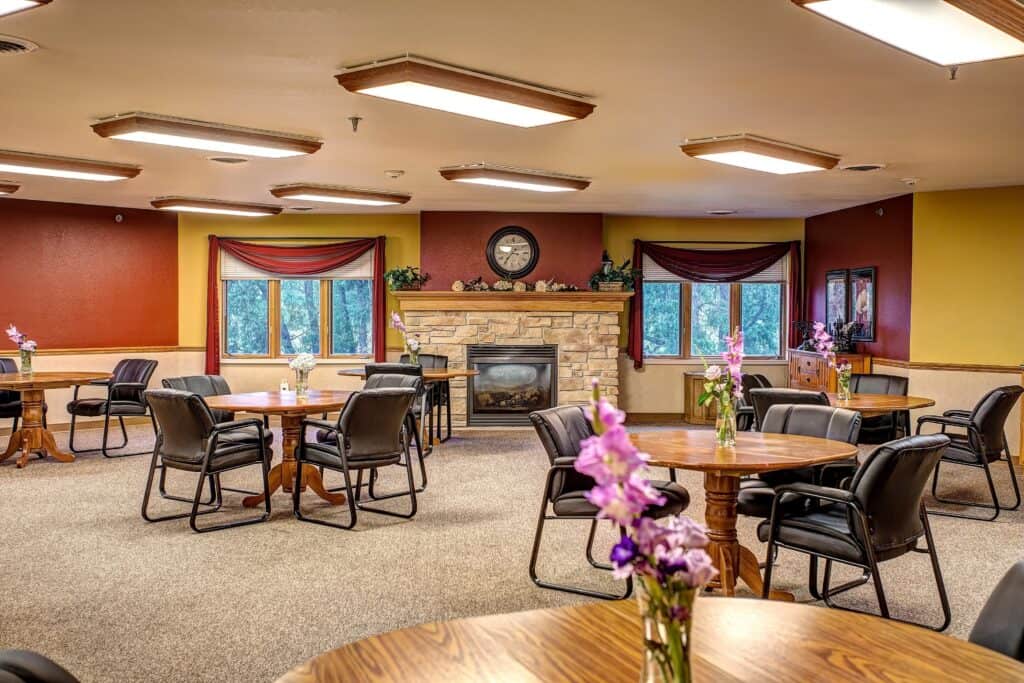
(683, 371, 716, 424)
(788, 349, 871, 392)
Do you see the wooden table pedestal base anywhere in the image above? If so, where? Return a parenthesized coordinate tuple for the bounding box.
(704, 471, 793, 601)
(0, 389, 74, 469)
(242, 414, 346, 509)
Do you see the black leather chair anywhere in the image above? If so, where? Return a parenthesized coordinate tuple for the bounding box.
(749, 388, 829, 432)
(0, 357, 47, 457)
(528, 405, 691, 600)
(917, 385, 1022, 521)
(401, 353, 452, 443)
(761, 433, 952, 631)
(849, 373, 910, 443)
(0, 650, 80, 683)
(141, 389, 271, 533)
(969, 560, 1024, 662)
(737, 404, 862, 520)
(295, 387, 418, 530)
(67, 358, 158, 457)
(737, 373, 771, 431)
(366, 363, 431, 456)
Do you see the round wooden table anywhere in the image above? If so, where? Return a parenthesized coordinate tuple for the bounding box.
(275, 598, 1024, 682)
(0, 371, 111, 468)
(827, 393, 935, 417)
(205, 390, 353, 509)
(630, 430, 859, 600)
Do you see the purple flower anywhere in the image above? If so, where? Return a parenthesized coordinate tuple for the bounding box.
(20, 340, 36, 352)
(389, 311, 407, 334)
(610, 536, 638, 567)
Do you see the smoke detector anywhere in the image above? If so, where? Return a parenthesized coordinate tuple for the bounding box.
(384, 169, 405, 179)
(0, 35, 39, 56)
(207, 156, 249, 165)
(840, 162, 886, 172)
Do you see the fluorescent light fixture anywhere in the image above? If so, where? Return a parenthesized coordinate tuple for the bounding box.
(680, 134, 839, 174)
(151, 197, 282, 217)
(0, 182, 18, 194)
(0, 0, 50, 18)
(439, 163, 591, 192)
(270, 184, 411, 206)
(92, 113, 322, 158)
(337, 56, 594, 127)
(792, 0, 1024, 66)
(0, 150, 140, 181)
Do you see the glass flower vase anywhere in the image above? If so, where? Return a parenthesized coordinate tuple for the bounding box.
(19, 349, 33, 375)
(294, 369, 310, 398)
(837, 368, 852, 401)
(637, 578, 696, 683)
(714, 399, 737, 447)
(407, 347, 420, 365)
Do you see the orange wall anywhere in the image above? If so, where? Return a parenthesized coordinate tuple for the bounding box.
(0, 198, 179, 348)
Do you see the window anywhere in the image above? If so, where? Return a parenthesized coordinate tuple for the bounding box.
(221, 248, 374, 359)
(641, 253, 786, 359)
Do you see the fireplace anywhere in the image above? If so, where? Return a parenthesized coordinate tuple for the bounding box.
(467, 345, 558, 426)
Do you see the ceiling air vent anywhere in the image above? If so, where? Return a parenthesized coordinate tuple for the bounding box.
(840, 163, 886, 172)
(0, 35, 39, 55)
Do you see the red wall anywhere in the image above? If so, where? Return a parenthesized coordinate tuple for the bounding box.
(0, 198, 178, 349)
(804, 194, 912, 361)
(419, 212, 604, 289)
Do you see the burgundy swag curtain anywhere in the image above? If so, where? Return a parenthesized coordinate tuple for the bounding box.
(627, 240, 801, 369)
(205, 236, 386, 374)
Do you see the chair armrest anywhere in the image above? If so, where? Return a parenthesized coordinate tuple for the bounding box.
(817, 460, 858, 488)
(551, 456, 578, 469)
(88, 378, 111, 386)
(942, 409, 972, 418)
(775, 482, 857, 506)
(917, 414, 972, 429)
(210, 418, 262, 434)
(303, 418, 337, 432)
(110, 381, 148, 392)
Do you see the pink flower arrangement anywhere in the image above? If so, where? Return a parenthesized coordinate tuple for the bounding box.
(698, 326, 744, 406)
(574, 379, 716, 588)
(389, 311, 407, 335)
(812, 321, 836, 367)
(6, 324, 36, 352)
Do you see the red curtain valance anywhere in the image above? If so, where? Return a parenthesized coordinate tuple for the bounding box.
(627, 240, 801, 368)
(205, 236, 386, 374)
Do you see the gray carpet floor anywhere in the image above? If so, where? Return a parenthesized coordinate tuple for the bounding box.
(1, 424, 1021, 683)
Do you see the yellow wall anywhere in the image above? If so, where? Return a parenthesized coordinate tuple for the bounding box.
(177, 213, 420, 349)
(911, 187, 1024, 365)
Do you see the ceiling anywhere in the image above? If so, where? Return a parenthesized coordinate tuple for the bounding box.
(1, 0, 1023, 218)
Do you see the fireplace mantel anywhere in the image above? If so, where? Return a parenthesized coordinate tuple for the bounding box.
(393, 290, 633, 313)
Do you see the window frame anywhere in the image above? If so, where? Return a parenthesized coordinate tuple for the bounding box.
(221, 277, 374, 361)
(643, 280, 785, 361)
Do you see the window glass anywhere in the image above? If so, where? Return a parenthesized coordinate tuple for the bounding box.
(331, 279, 373, 355)
(224, 280, 269, 355)
(741, 283, 782, 357)
(642, 282, 681, 356)
(690, 283, 731, 356)
(279, 279, 321, 355)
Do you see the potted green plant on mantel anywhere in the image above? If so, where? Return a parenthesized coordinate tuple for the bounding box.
(589, 256, 639, 292)
(384, 266, 430, 291)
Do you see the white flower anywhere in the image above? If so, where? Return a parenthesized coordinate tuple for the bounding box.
(704, 365, 722, 381)
(451, 280, 465, 292)
(513, 281, 527, 292)
(493, 279, 512, 291)
(407, 338, 421, 352)
(534, 280, 548, 292)
(289, 353, 316, 372)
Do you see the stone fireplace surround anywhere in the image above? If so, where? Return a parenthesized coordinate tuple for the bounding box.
(395, 291, 632, 428)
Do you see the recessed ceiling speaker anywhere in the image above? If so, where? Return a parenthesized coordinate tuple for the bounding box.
(839, 163, 886, 172)
(0, 35, 39, 56)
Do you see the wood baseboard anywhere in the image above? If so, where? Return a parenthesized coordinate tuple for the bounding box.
(874, 358, 1020, 374)
(625, 413, 687, 425)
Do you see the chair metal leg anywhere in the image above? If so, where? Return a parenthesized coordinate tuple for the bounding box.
(921, 507, 952, 631)
(189, 459, 271, 534)
(585, 518, 614, 570)
(142, 448, 223, 523)
(440, 381, 453, 443)
(293, 433, 360, 530)
(366, 419, 427, 499)
(929, 458, 1003, 521)
(356, 436, 418, 519)
(808, 556, 821, 600)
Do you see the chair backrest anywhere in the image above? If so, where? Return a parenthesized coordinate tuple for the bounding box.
(969, 560, 1024, 662)
(0, 358, 19, 404)
(761, 404, 861, 445)
(849, 434, 950, 553)
(364, 373, 424, 395)
(110, 358, 158, 403)
(849, 373, 908, 397)
(365, 362, 423, 378)
(162, 375, 233, 422)
(336, 387, 415, 459)
(400, 353, 448, 370)
(0, 650, 81, 683)
(968, 386, 1023, 458)
(740, 373, 772, 406)
(749, 388, 828, 431)
(144, 389, 217, 462)
(529, 405, 599, 499)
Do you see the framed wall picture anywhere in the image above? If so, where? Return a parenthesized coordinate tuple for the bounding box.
(825, 269, 849, 331)
(849, 266, 876, 341)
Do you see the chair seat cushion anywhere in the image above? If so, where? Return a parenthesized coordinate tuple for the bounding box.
(0, 401, 47, 418)
(552, 481, 690, 518)
(66, 398, 146, 417)
(941, 434, 1001, 464)
(757, 504, 866, 564)
(162, 444, 264, 473)
(736, 479, 808, 518)
(218, 426, 273, 447)
(302, 442, 402, 469)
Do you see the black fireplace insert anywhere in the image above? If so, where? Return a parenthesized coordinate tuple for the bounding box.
(467, 344, 558, 426)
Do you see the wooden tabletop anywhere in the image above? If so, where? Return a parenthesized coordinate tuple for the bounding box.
(205, 390, 353, 415)
(337, 368, 479, 381)
(0, 371, 111, 390)
(630, 429, 859, 474)
(827, 393, 936, 415)
(275, 598, 1024, 683)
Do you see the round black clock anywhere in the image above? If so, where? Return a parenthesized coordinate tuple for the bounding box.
(486, 226, 539, 280)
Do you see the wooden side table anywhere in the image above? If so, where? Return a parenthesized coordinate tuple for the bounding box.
(683, 371, 716, 424)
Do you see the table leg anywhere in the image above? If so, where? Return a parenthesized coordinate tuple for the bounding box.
(242, 414, 346, 508)
(0, 390, 74, 469)
(703, 471, 793, 601)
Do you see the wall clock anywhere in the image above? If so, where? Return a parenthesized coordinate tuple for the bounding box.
(486, 226, 539, 280)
